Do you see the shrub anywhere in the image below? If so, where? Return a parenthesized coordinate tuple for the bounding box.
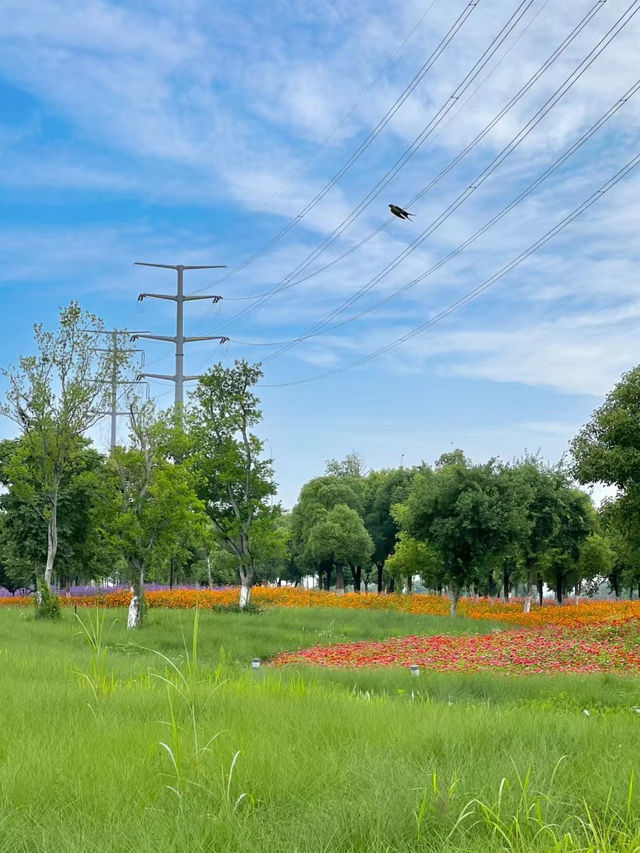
(35, 579, 61, 620)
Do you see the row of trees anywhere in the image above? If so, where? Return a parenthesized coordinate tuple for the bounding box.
(0, 304, 283, 623)
(290, 450, 622, 612)
(288, 363, 640, 608)
(3, 303, 640, 620)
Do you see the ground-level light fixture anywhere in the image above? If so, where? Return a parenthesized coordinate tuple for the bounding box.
(252, 658, 261, 669)
(410, 665, 420, 676)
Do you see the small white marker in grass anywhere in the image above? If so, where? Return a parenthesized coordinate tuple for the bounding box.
(410, 665, 420, 677)
(251, 658, 261, 669)
(583, 709, 590, 717)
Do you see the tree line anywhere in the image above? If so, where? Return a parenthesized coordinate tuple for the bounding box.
(1, 303, 640, 620)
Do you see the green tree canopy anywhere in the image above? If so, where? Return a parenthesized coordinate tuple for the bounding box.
(187, 359, 277, 608)
(306, 504, 373, 594)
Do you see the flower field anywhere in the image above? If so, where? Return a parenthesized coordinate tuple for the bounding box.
(5, 585, 640, 675)
(1, 584, 639, 625)
(273, 619, 640, 674)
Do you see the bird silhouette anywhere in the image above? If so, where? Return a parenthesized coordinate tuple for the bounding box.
(389, 204, 414, 220)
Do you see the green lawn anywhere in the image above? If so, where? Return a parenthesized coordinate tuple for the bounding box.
(1, 605, 640, 852)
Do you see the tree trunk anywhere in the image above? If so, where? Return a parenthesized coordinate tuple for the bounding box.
(169, 558, 175, 590)
(630, 588, 634, 600)
(537, 574, 543, 607)
(377, 563, 384, 594)
(406, 573, 412, 593)
(44, 494, 59, 587)
(325, 566, 332, 591)
(613, 574, 620, 599)
(127, 564, 145, 629)
(206, 552, 213, 588)
(502, 566, 511, 600)
(336, 565, 345, 595)
(555, 567, 563, 604)
(450, 586, 460, 617)
(353, 566, 362, 593)
(239, 566, 252, 608)
(387, 576, 395, 594)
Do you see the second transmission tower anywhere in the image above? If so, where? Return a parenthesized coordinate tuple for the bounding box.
(86, 328, 149, 448)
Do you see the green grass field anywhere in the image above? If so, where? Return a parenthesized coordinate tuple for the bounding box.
(1, 605, 640, 852)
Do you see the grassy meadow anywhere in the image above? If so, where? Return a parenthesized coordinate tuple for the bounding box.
(2, 604, 640, 852)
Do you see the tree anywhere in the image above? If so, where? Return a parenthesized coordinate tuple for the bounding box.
(576, 533, 615, 595)
(102, 403, 205, 627)
(572, 367, 640, 597)
(540, 488, 595, 603)
(385, 532, 442, 592)
(363, 468, 414, 593)
(325, 452, 367, 478)
(247, 507, 289, 584)
(0, 436, 109, 591)
(188, 360, 277, 608)
(291, 476, 362, 589)
(572, 365, 640, 491)
(598, 497, 640, 598)
(306, 504, 373, 594)
(503, 457, 570, 607)
(397, 452, 525, 615)
(0, 303, 125, 591)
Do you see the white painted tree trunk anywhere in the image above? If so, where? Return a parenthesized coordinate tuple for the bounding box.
(239, 581, 251, 609)
(524, 596, 532, 614)
(206, 552, 213, 588)
(127, 588, 141, 629)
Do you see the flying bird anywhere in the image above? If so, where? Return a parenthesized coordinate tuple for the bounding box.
(389, 204, 414, 220)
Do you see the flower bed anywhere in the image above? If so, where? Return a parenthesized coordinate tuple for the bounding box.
(273, 620, 640, 674)
(2, 585, 640, 628)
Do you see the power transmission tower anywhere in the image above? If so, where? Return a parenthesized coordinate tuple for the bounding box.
(85, 328, 149, 448)
(132, 263, 229, 413)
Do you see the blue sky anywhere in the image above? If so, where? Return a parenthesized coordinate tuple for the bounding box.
(1, 0, 640, 507)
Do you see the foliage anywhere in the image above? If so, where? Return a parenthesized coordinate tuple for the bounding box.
(572, 364, 640, 490)
(384, 532, 442, 591)
(306, 504, 373, 592)
(34, 577, 61, 620)
(396, 452, 527, 612)
(187, 359, 277, 607)
(0, 437, 109, 590)
(363, 467, 414, 591)
(0, 303, 129, 585)
(101, 403, 206, 626)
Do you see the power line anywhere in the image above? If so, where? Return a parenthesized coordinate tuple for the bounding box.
(262, 151, 640, 387)
(217, 0, 537, 329)
(257, 0, 439, 210)
(262, 0, 639, 363)
(132, 263, 228, 415)
(251, 0, 603, 305)
(190, 1, 481, 296)
(261, 76, 640, 360)
(212, 0, 553, 308)
(224, 74, 640, 357)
